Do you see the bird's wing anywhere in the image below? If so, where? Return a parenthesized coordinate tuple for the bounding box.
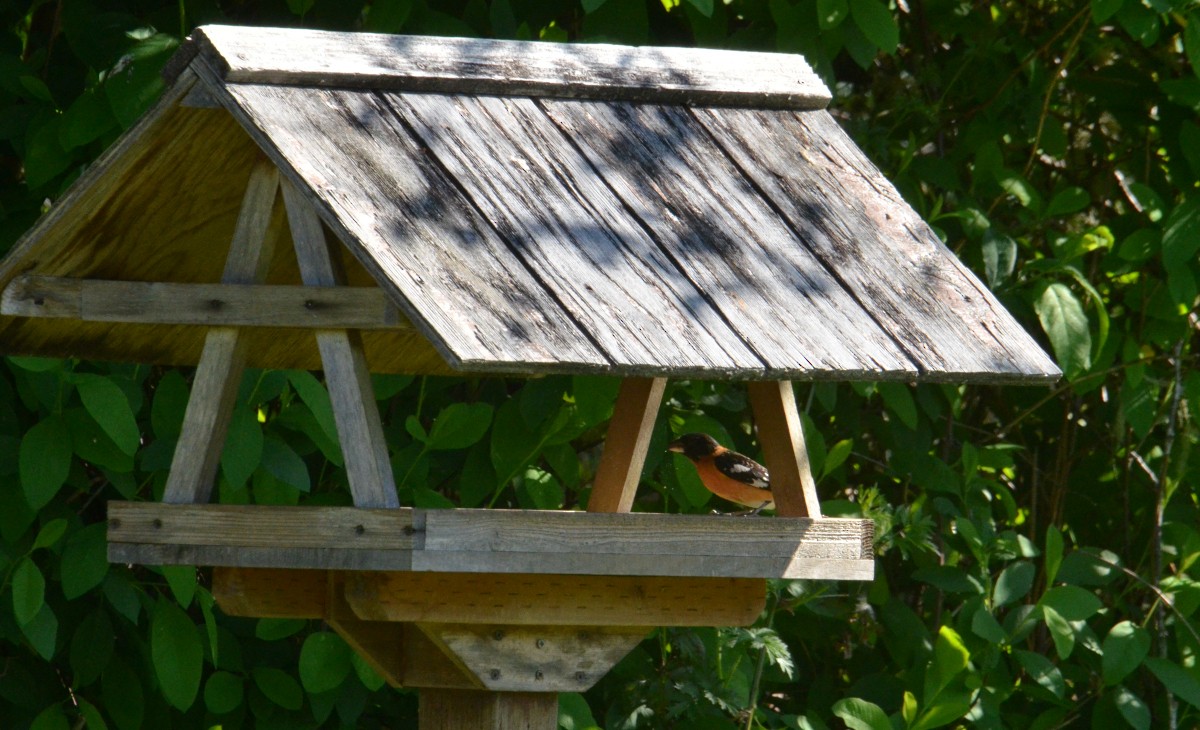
(714, 452, 770, 490)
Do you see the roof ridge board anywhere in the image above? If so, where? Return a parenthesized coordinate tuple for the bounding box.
(169, 24, 831, 110)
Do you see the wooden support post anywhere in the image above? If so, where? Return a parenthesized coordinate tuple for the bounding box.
(588, 377, 667, 513)
(419, 689, 558, 730)
(281, 181, 399, 509)
(162, 162, 279, 504)
(746, 381, 821, 518)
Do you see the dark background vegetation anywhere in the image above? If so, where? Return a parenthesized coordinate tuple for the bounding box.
(1, 0, 1198, 728)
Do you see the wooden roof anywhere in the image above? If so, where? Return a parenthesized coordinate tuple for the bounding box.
(0, 25, 1059, 383)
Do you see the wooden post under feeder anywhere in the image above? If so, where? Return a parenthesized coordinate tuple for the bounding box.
(0, 25, 1059, 729)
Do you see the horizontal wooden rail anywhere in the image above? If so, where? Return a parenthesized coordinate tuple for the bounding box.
(1, 275, 407, 330)
(107, 502, 875, 580)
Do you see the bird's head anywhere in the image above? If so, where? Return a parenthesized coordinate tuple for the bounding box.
(667, 432, 723, 460)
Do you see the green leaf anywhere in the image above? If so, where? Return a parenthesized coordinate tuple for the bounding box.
(1016, 650, 1064, 699)
(970, 604, 1007, 643)
(994, 560, 1035, 606)
(70, 608, 114, 688)
(261, 436, 310, 492)
(1042, 605, 1075, 659)
(518, 466, 564, 510)
(31, 705, 70, 730)
(572, 376, 620, 427)
(20, 416, 73, 510)
(817, 0, 849, 29)
(981, 229, 1018, 288)
(849, 0, 898, 53)
(582, 0, 609, 12)
(75, 374, 140, 455)
(1034, 282, 1091, 379)
(151, 370, 190, 440)
(1187, 11, 1200, 80)
(1091, 0, 1123, 22)
(21, 603, 59, 659)
(683, 0, 714, 16)
(1162, 198, 1200, 273)
(78, 698, 108, 730)
(221, 407, 263, 489)
(13, 557, 46, 626)
(286, 371, 338, 444)
(352, 651, 386, 691)
(427, 402, 494, 450)
(924, 625, 970, 701)
(256, 618, 306, 641)
(253, 667, 304, 710)
(998, 174, 1043, 209)
(300, 631, 353, 694)
(61, 523, 110, 599)
(878, 382, 917, 429)
(1039, 585, 1102, 621)
(1044, 187, 1091, 218)
(832, 697, 892, 730)
(822, 438, 853, 477)
(33, 518, 67, 550)
(1102, 621, 1150, 686)
(204, 671, 244, 714)
(151, 600, 203, 710)
(1045, 526, 1064, 584)
(102, 575, 141, 624)
(102, 658, 145, 730)
(1145, 657, 1200, 709)
(1113, 685, 1150, 730)
(162, 564, 196, 608)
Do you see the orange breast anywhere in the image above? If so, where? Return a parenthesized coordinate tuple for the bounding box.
(695, 459, 775, 510)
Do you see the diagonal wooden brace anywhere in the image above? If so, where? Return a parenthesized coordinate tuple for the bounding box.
(747, 381, 821, 518)
(163, 161, 280, 504)
(588, 377, 667, 513)
(281, 181, 399, 509)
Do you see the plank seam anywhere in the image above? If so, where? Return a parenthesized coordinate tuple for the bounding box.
(688, 106, 926, 378)
(374, 90, 617, 369)
(532, 97, 772, 373)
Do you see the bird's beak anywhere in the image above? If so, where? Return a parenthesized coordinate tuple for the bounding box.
(667, 439, 684, 453)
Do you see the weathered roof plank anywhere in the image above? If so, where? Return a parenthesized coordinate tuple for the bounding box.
(389, 92, 765, 376)
(540, 99, 921, 380)
(181, 25, 830, 110)
(695, 108, 1060, 382)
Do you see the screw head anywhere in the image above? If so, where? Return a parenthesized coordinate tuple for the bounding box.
(354, 524, 365, 535)
(575, 671, 587, 683)
(535, 670, 544, 681)
(492, 630, 505, 641)
(489, 669, 501, 680)
(536, 639, 546, 649)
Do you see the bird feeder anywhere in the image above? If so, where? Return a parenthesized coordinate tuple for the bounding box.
(0, 25, 1059, 729)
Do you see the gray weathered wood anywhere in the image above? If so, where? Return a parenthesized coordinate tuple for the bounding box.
(106, 503, 874, 580)
(162, 162, 279, 504)
(184, 25, 830, 110)
(0, 276, 404, 330)
(210, 77, 609, 373)
(282, 180, 399, 509)
(747, 381, 821, 518)
(390, 94, 762, 376)
(540, 99, 919, 380)
(696, 108, 1061, 383)
(588, 377, 667, 513)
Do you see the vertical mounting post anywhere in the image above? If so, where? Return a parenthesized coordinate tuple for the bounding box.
(746, 381, 821, 518)
(419, 689, 558, 730)
(281, 181, 399, 509)
(162, 161, 280, 504)
(588, 377, 667, 513)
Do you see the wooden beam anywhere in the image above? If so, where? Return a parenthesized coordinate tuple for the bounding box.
(418, 624, 646, 692)
(162, 161, 279, 504)
(187, 25, 830, 110)
(419, 690, 558, 730)
(588, 377, 667, 513)
(344, 572, 764, 627)
(212, 567, 326, 618)
(746, 381, 821, 518)
(0, 276, 406, 330)
(281, 180, 398, 509)
(106, 503, 874, 579)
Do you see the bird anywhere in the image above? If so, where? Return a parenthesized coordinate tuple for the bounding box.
(667, 432, 774, 513)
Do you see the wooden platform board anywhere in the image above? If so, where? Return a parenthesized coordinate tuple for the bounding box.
(106, 503, 875, 580)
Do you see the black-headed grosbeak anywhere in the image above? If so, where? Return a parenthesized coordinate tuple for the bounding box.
(668, 432, 774, 513)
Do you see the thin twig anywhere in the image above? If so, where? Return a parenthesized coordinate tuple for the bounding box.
(1154, 339, 1185, 730)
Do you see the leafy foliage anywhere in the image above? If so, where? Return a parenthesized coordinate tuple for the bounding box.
(1, 0, 1198, 728)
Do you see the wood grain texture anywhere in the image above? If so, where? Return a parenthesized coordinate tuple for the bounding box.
(213, 567, 326, 617)
(747, 381, 821, 518)
(216, 79, 608, 373)
(186, 25, 830, 109)
(419, 690, 558, 730)
(283, 180, 399, 509)
(695, 108, 1061, 383)
(418, 624, 646, 692)
(162, 161, 278, 505)
(0, 276, 405, 330)
(345, 572, 764, 627)
(540, 99, 919, 380)
(107, 502, 873, 579)
(390, 93, 763, 376)
(588, 378, 667, 513)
